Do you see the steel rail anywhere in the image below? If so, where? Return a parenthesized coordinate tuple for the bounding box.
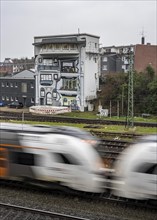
(0, 111, 156, 127)
(100, 193, 157, 210)
(0, 202, 89, 220)
(0, 180, 157, 212)
(90, 130, 142, 139)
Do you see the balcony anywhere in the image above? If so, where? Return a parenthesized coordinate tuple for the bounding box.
(40, 48, 79, 55)
(61, 72, 79, 78)
(58, 89, 78, 96)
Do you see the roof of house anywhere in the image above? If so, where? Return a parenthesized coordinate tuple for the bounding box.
(12, 70, 35, 79)
(0, 70, 35, 79)
(34, 33, 100, 39)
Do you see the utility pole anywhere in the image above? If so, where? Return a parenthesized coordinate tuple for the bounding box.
(126, 48, 134, 128)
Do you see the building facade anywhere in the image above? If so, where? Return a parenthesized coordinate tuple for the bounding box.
(33, 33, 100, 111)
(100, 41, 157, 77)
(0, 58, 14, 76)
(100, 45, 135, 76)
(134, 44, 157, 73)
(0, 57, 35, 76)
(0, 70, 35, 107)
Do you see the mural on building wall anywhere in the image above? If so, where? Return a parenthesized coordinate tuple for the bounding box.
(34, 34, 100, 111)
(62, 96, 79, 110)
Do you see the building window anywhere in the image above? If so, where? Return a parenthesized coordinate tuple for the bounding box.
(2, 96, 5, 100)
(10, 82, 13, 87)
(31, 98, 35, 103)
(54, 44, 61, 50)
(2, 82, 5, 87)
(47, 44, 52, 50)
(6, 82, 9, 87)
(61, 61, 75, 73)
(40, 88, 45, 97)
(15, 97, 18, 101)
(62, 44, 69, 50)
(6, 96, 9, 101)
(53, 93, 57, 98)
(11, 96, 14, 101)
(46, 92, 52, 105)
(54, 74, 58, 80)
(102, 65, 107, 71)
(62, 78, 77, 90)
(122, 56, 125, 61)
(70, 44, 77, 50)
(40, 74, 53, 86)
(15, 82, 18, 88)
(95, 43, 97, 48)
(30, 82, 34, 88)
(21, 83, 27, 93)
(103, 57, 108, 62)
(106, 49, 111, 53)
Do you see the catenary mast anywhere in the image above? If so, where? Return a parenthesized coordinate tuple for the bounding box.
(126, 48, 134, 128)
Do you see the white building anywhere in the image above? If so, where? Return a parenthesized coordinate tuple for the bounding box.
(33, 33, 100, 111)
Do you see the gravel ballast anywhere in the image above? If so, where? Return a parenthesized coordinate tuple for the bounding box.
(0, 185, 156, 220)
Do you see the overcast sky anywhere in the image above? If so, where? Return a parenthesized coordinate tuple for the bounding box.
(1, 0, 156, 61)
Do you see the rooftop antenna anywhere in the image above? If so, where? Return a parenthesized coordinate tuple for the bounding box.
(140, 27, 145, 44)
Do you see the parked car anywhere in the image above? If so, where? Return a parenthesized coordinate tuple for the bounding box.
(7, 101, 23, 109)
(0, 101, 6, 107)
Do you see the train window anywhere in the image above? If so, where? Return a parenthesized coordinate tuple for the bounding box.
(135, 163, 157, 174)
(145, 164, 157, 174)
(0, 160, 7, 167)
(153, 165, 157, 175)
(53, 153, 80, 165)
(11, 152, 35, 166)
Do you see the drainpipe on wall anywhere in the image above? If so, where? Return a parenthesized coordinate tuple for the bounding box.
(79, 46, 84, 112)
(35, 61, 39, 106)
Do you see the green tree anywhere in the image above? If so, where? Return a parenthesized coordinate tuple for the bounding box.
(98, 70, 157, 115)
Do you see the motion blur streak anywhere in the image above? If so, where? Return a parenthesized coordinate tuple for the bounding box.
(0, 122, 106, 193)
(112, 135, 157, 200)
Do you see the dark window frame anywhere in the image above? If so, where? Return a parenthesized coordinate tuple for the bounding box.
(134, 163, 157, 175)
(53, 152, 80, 165)
(10, 151, 35, 166)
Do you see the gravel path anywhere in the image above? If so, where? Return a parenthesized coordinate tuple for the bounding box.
(0, 185, 156, 220)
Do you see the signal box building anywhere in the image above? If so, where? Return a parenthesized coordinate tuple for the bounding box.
(33, 33, 100, 111)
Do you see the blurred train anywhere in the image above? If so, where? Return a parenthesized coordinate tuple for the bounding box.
(0, 122, 105, 193)
(111, 135, 157, 200)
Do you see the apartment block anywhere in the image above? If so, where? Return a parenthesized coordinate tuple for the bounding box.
(100, 41, 157, 77)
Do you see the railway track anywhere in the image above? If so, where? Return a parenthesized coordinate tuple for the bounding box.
(0, 202, 89, 220)
(97, 139, 129, 166)
(0, 111, 156, 127)
(100, 192, 157, 210)
(90, 130, 142, 139)
(0, 179, 157, 212)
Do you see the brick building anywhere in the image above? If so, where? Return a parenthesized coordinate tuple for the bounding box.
(100, 41, 157, 76)
(134, 44, 157, 73)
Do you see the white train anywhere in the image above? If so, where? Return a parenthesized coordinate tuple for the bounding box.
(111, 135, 157, 200)
(0, 122, 106, 193)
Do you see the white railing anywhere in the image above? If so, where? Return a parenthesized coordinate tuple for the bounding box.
(40, 48, 79, 54)
(29, 105, 71, 115)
